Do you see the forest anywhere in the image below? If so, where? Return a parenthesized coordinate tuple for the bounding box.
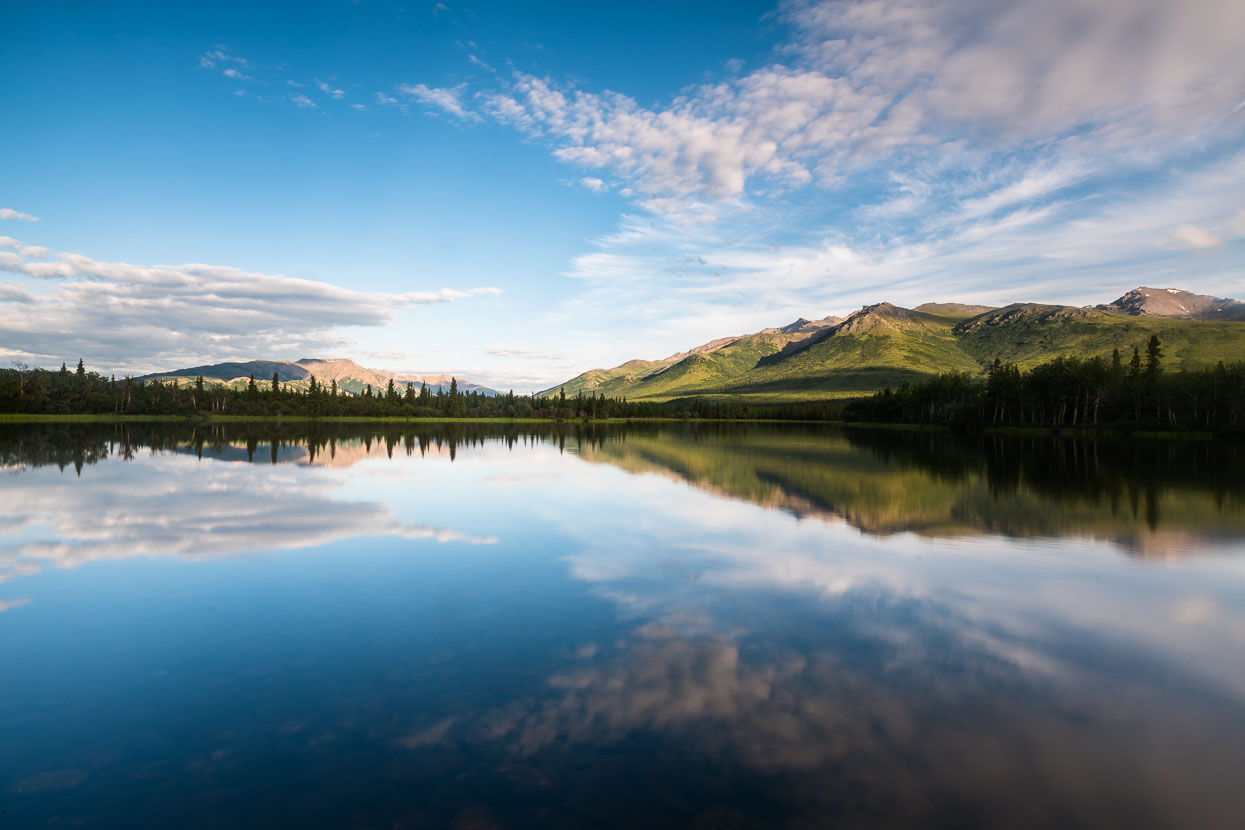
(0, 361, 673, 420)
(846, 337, 1245, 431)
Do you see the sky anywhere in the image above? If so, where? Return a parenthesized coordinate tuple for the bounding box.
(2, 0, 1244, 392)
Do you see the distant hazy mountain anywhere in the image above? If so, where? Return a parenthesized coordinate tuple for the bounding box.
(543, 288, 1245, 402)
(1095, 287, 1245, 321)
(136, 357, 501, 397)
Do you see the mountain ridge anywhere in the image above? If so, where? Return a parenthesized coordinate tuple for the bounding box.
(542, 315, 843, 398)
(1095, 287, 1245, 321)
(544, 287, 1245, 402)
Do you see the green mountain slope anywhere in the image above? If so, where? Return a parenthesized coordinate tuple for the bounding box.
(544, 288, 1245, 403)
(552, 359, 673, 397)
(544, 316, 840, 398)
(626, 331, 804, 399)
(954, 304, 1245, 370)
(718, 304, 982, 400)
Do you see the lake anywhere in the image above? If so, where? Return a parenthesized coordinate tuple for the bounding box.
(2, 422, 1244, 829)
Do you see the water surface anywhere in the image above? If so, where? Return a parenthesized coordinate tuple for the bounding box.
(2, 422, 1244, 828)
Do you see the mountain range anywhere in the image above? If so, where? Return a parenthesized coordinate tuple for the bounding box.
(137, 358, 501, 397)
(543, 287, 1245, 402)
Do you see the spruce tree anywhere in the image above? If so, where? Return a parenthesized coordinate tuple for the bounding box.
(1145, 335, 1163, 377)
(72, 359, 88, 406)
(448, 378, 466, 417)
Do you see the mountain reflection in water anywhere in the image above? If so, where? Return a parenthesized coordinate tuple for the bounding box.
(1, 422, 1244, 828)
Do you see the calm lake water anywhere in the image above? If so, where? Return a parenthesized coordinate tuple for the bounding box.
(2, 422, 1245, 829)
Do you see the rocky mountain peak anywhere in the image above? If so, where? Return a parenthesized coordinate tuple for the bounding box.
(1097, 287, 1245, 320)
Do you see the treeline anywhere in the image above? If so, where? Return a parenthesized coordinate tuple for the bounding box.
(0, 361, 678, 419)
(0, 361, 847, 420)
(848, 337, 1245, 432)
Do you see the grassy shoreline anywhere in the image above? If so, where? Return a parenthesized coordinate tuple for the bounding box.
(0, 412, 1226, 440)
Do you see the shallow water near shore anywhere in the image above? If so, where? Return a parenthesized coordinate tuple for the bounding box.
(2, 422, 1245, 828)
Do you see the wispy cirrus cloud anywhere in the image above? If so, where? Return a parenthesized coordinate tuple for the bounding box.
(397, 83, 479, 121)
(486, 346, 560, 360)
(198, 46, 249, 71)
(202, 46, 357, 110)
(466, 54, 495, 73)
(316, 79, 346, 99)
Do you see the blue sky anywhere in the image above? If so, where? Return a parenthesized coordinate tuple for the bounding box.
(2, 0, 1244, 391)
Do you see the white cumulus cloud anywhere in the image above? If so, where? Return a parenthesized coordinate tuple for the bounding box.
(0, 237, 502, 374)
(0, 236, 50, 258)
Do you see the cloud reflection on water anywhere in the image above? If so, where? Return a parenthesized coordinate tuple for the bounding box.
(0, 445, 495, 589)
(397, 618, 1245, 828)
(2, 423, 1245, 826)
